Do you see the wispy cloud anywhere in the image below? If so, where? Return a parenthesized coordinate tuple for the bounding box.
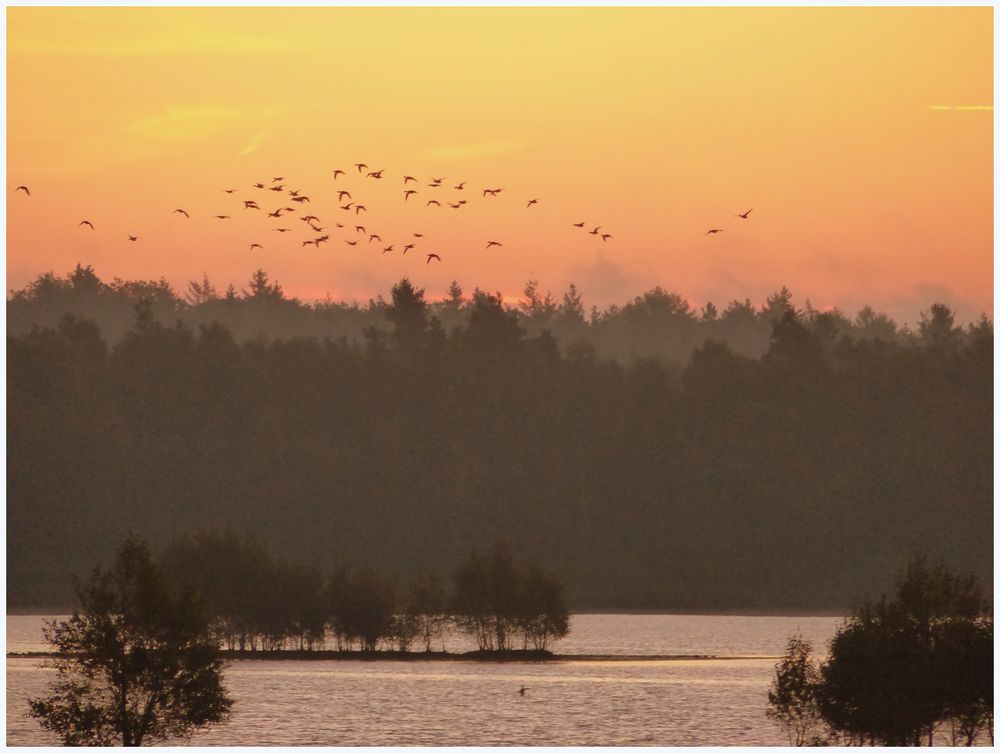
(416, 141, 529, 161)
(238, 111, 275, 157)
(925, 105, 993, 111)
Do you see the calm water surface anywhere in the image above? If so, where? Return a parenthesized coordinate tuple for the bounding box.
(7, 613, 839, 746)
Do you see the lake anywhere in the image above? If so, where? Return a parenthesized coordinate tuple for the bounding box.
(7, 613, 840, 745)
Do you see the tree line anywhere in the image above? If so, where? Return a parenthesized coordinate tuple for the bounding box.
(8, 269, 992, 610)
(767, 558, 992, 746)
(160, 532, 569, 654)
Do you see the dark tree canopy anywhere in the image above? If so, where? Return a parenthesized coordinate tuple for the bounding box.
(28, 537, 233, 746)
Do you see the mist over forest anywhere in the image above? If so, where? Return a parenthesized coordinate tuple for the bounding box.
(7, 265, 993, 609)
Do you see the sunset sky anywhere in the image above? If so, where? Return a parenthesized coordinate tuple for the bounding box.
(6, 6, 994, 324)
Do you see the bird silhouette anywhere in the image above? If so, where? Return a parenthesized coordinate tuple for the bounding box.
(173, 209, 190, 218)
(705, 228, 724, 235)
(302, 240, 316, 247)
(274, 228, 291, 233)
(253, 182, 266, 189)
(345, 240, 358, 246)
(272, 177, 285, 182)
(310, 225, 325, 232)
(369, 234, 382, 243)
(216, 215, 231, 219)
(244, 201, 260, 209)
(413, 233, 424, 238)
(589, 227, 601, 235)
(449, 202, 462, 209)
(404, 190, 418, 201)
(250, 243, 263, 251)
(426, 253, 441, 264)
(224, 189, 237, 194)
(354, 205, 367, 214)
(382, 245, 394, 254)
(526, 199, 538, 208)
(404, 175, 417, 183)
(332, 169, 345, 180)
(79, 220, 95, 229)
(601, 234, 612, 242)
(427, 200, 441, 207)
(354, 163, 368, 173)
(519, 686, 527, 696)
(355, 225, 366, 234)
(454, 182, 466, 190)
(291, 196, 310, 203)
(341, 203, 354, 211)
(15, 185, 30, 195)
(268, 209, 284, 218)
(284, 206, 297, 212)
(269, 185, 284, 192)
(573, 221, 585, 228)
(338, 190, 352, 202)
(288, 190, 300, 198)
(736, 208, 753, 219)
(301, 215, 319, 223)
(366, 170, 384, 179)
(486, 241, 503, 249)
(403, 244, 415, 254)
(127, 235, 138, 242)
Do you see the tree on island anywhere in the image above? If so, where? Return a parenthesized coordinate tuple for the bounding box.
(29, 537, 233, 746)
(767, 557, 993, 746)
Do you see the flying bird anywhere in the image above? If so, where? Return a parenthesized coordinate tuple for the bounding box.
(355, 225, 366, 234)
(253, 182, 266, 189)
(79, 220, 95, 229)
(346, 240, 358, 246)
(403, 175, 417, 183)
(486, 241, 503, 249)
(332, 169, 345, 179)
(403, 244, 415, 254)
(250, 243, 263, 251)
(354, 163, 368, 173)
(382, 245, 394, 253)
(354, 205, 367, 213)
(291, 196, 310, 203)
(705, 228, 724, 235)
(413, 233, 424, 238)
(216, 215, 230, 219)
(302, 240, 316, 247)
(301, 215, 319, 223)
(272, 177, 285, 182)
(427, 200, 441, 206)
(589, 227, 601, 235)
(601, 234, 612, 242)
(526, 199, 538, 208)
(269, 185, 284, 192)
(736, 208, 753, 219)
(274, 228, 291, 233)
(340, 203, 354, 211)
(268, 209, 284, 218)
(454, 182, 466, 190)
(573, 221, 585, 228)
(173, 209, 190, 218)
(369, 234, 382, 243)
(244, 201, 260, 209)
(449, 202, 462, 209)
(224, 189, 237, 194)
(338, 190, 352, 202)
(426, 253, 441, 264)
(127, 235, 138, 242)
(15, 185, 30, 195)
(404, 190, 418, 200)
(288, 190, 300, 198)
(366, 170, 384, 179)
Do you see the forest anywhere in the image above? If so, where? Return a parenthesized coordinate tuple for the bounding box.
(7, 265, 993, 610)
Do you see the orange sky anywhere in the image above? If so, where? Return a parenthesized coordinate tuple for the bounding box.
(5, 7, 994, 324)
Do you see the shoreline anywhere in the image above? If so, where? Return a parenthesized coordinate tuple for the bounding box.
(7, 649, 780, 662)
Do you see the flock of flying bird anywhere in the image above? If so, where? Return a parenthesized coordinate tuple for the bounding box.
(13, 171, 751, 268)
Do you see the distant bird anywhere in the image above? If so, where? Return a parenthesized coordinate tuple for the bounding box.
(269, 185, 284, 192)
(354, 205, 367, 214)
(382, 245, 394, 254)
(573, 221, 585, 228)
(15, 185, 30, 195)
(274, 228, 291, 233)
(705, 228, 724, 235)
(354, 163, 368, 173)
(736, 208, 753, 219)
(601, 234, 612, 242)
(284, 207, 297, 212)
(338, 190, 352, 202)
(291, 196, 310, 203)
(173, 209, 190, 218)
(526, 199, 538, 208)
(426, 253, 441, 264)
(288, 190, 300, 198)
(413, 233, 424, 238)
(458, 200, 467, 205)
(454, 182, 466, 190)
(366, 170, 384, 179)
(345, 240, 358, 246)
(486, 241, 502, 249)
(301, 216, 319, 223)
(404, 190, 418, 201)
(483, 188, 503, 197)
(518, 686, 527, 696)
(272, 177, 284, 182)
(216, 215, 230, 219)
(369, 234, 382, 243)
(429, 177, 444, 185)
(250, 243, 263, 251)
(268, 209, 284, 218)
(404, 175, 417, 183)
(310, 225, 325, 232)
(224, 189, 237, 194)
(449, 202, 462, 209)
(253, 182, 266, 189)
(302, 240, 316, 247)
(340, 203, 354, 211)
(403, 244, 415, 254)
(427, 200, 441, 207)
(335, 223, 344, 228)
(244, 201, 260, 209)
(355, 226, 366, 234)
(332, 169, 345, 180)
(316, 235, 330, 244)
(127, 235, 138, 241)
(589, 227, 601, 235)
(79, 220, 95, 229)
